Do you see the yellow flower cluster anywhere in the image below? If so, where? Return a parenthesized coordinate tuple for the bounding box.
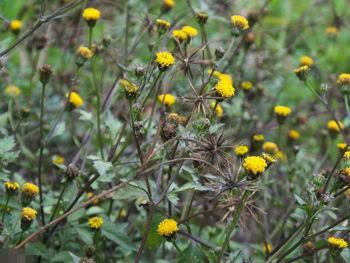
(23, 182, 39, 197)
(337, 73, 350, 86)
(66, 91, 84, 108)
(52, 155, 65, 165)
(119, 79, 139, 96)
(181, 25, 198, 38)
(5, 85, 21, 97)
(158, 94, 176, 107)
(274, 105, 292, 117)
(327, 120, 344, 133)
(21, 207, 37, 221)
(5, 181, 20, 192)
(88, 216, 104, 230)
(242, 156, 268, 175)
(214, 72, 235, 99)
(262, 141, 278, 154)
(234, 145, 249, 156)
(327, 237, 348, 249)
(210, 102, 223, 118)
(231, 15, 249, 30)
(172, 30, 187, 42)
(241, 81, 253, 91)
(156, 19, 171, 31)
(82, 7, 101, 22)
(300, 56, 314, 67)
(157, 218, 179, 237)
(77, 46, 93, 59)
(288, 129, 300, 140)
(155, 51, 175, 70)
(10, 20, 22, 33)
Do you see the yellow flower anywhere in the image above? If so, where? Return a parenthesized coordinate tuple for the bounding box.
(241, 81, 253, 91)
(343, 151, 350, 160)
(336, 73, 350, 86)
(294, 65, 309, 81)
(231, 15, 249, 30)
(288, 129, 300, 140)
(86, 192, 100, 205)
(5, 85, 21, 97)
(158, 94, 176, 107)
(88, 216, 104, 230)
(22, 183, 39, 198)
(77, 46, 93, 59)
(66, 91, 84, 108)
(172, 30, 188, 42)
(263, 243, 273, 254)
(119, 79, 139, 96)
(327, 120, 344, 133)
(234, 145, 249, 156)
(327, 237, 348, 249)
(157, 218, 179, 237)
(208, 69, 223, 79)
(155, 51, 175, 71)
(262, 153, 276, 165)
(167, 113, 186, 125)
(275, 150, 287, 163)
(52, 155, 65, 165)
(82, 7, 101, 22)
(300, 56, 314, 67)
(156, 19, 171, 32)
(210, 102, 223, 118)
(5, 181, 20, 192)
(262, 141, 278, 154)
(242, 156, 267, 175)
(274, 105, 292, 117)
(337, 142, 348, 151)
(252, 134, 264, 142)
(163, 0, 175, 10)
(214, 74, 235, 98)
(21, 207, 37, 221)
(181, 25, 198, 38)
(326, 26, 338, 37)
(10, 20, 22, 33)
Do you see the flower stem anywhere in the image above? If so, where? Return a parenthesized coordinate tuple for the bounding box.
(344, 95, 350, 119)
(217, 190, 250, 262)
(49, 181, 68, 222)
(1, 195, 10, 222)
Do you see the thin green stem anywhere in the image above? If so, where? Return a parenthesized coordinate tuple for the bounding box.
(1, 195, 10, 221)
(49, 181, 68, 222)
(344, 95, 350, 119)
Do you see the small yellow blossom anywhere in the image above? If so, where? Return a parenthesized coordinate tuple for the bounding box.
(52, 155, 65, 165)
(327, 120, 344, 133)
(234, 145, 249, 157)
(274, 105, 292, 117)
(155, 51, 175, 71)
(66, 91, 84, 108)
(288, 129, 300, 140)
(88, 216, 104, 230)
(82, 7, 101, 22)
(156, 19, 171, 31)
(214, 74, 235, 98)
(77, 46, 93, 59)
(294, 65, 309, 81)
(163, 0, 175, 10)
(343, 151, 350, 160)
(252, 134, 264, 142)
(337, 143, 347, 151)
(327, 237, 348, 249)
(300, 56, 314, 67)
(231, 15, 249, 30)
(119, 79, 139, 96)
(21, 207, 37, 221)
(275, 150, 287, 162)
(5, 85, 21, 97)
(181, 25, 198, 38)
(172, 30, 188, 42)
(22, 183, 39, 198)
(262, 153, 276, 165)
(262, 141, 278, 154)
(10, 20, 22, 33)
(326, 26, 338, 37)
(241, 81, 253, 91)
(5, 181, 20, 192)
(242, 156, 268, 175)
(263, 243, 272, 254)
(337, 73, 350, 86)
(210, 102, 223, 118)
(158, 94, 176, 107)
(157, 218, 179, 237)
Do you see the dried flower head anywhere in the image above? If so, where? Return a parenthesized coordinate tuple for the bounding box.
(157, 218, 179, 237)
(155, 51, 175, 71)
(195, 11, 208, 25)
(231, 15, 249, 30)
(158, 93, 176, 107)
(88, 216, 104, 230)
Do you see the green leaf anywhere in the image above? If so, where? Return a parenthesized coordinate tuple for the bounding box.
(105, 111, 122, 140)
(76, 227, 93, 244)
(0, 136, 15, 153)
(293, 193, 306, 205)
(87, 155, 112, 176)
(51, 121, 65, 138)
(101, 220, 137, 251)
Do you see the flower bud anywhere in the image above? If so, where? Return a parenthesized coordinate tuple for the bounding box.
(39, 65, 53, 85)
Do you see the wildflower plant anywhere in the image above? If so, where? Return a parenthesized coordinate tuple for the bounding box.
(0, 1, 350, 262)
